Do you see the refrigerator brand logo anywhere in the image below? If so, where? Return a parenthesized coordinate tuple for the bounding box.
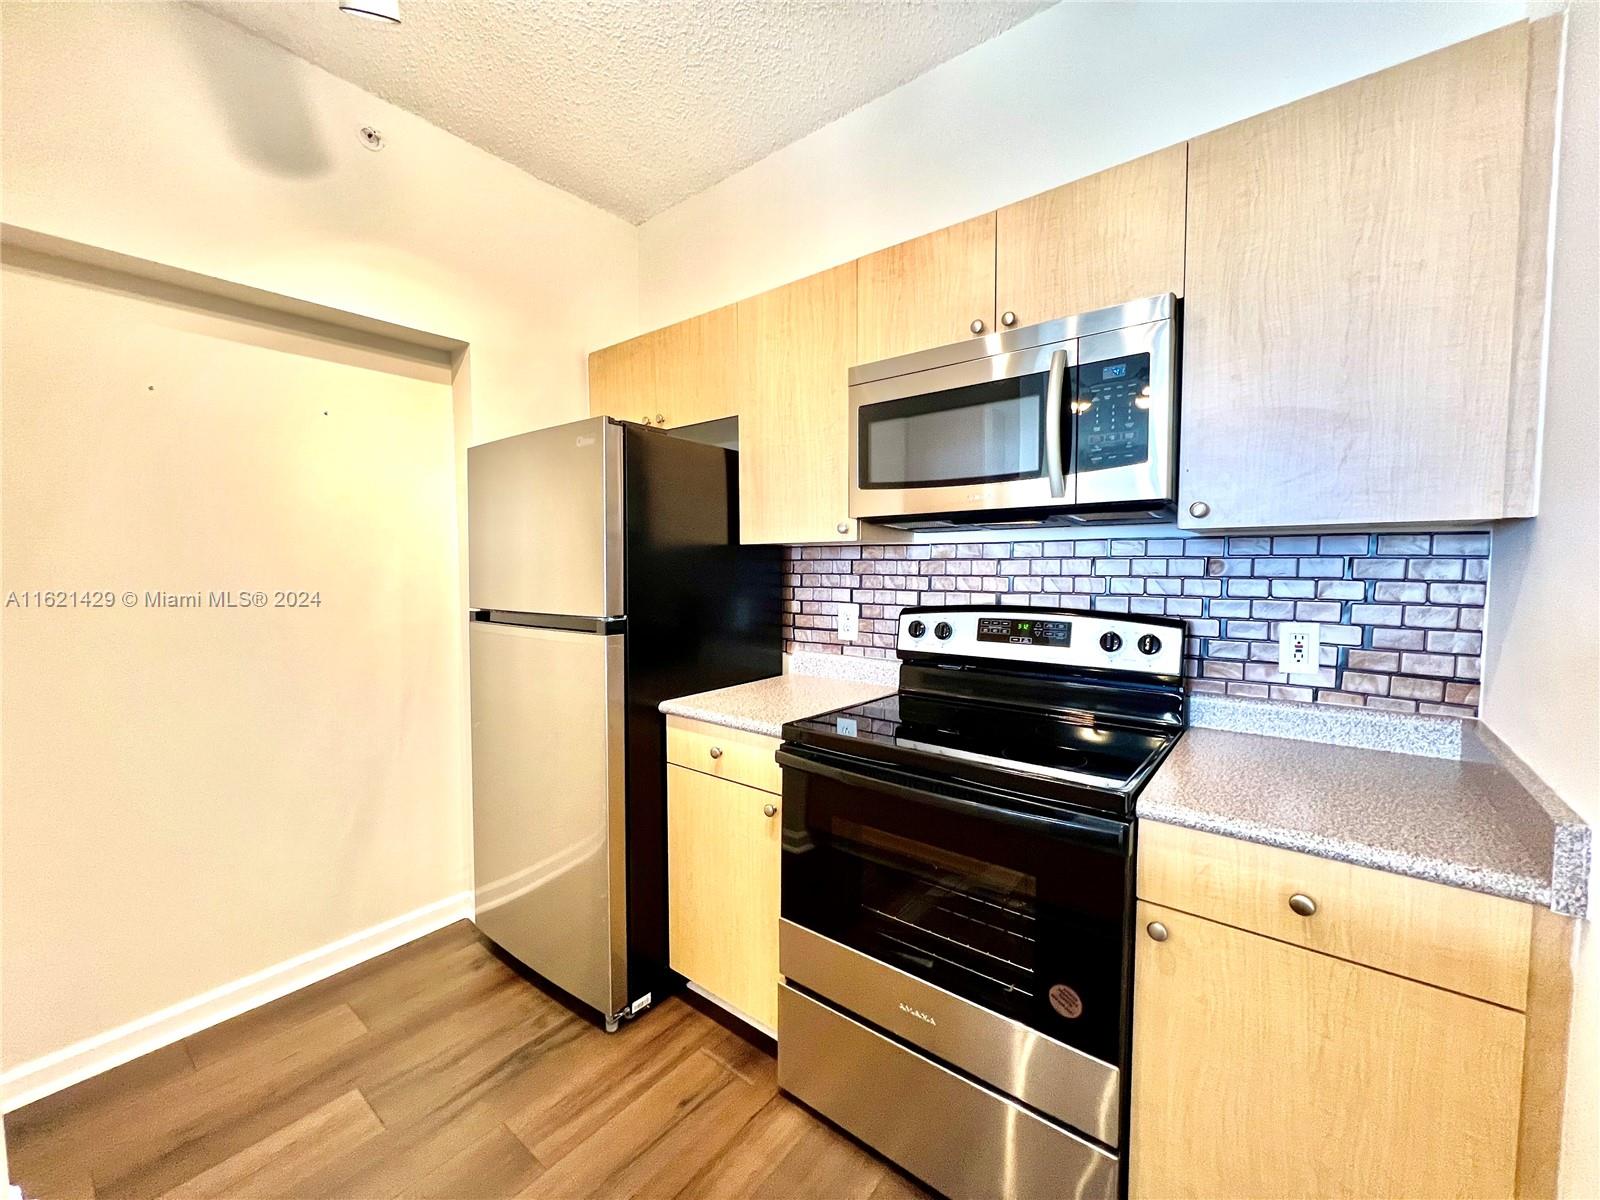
(575, 436, 596, 447)
(898, 1002, 936, 1026)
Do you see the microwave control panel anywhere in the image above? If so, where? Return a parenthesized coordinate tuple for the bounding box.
(1075, 352, 1151, 473)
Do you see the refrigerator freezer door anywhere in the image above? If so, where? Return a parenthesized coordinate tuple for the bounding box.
(470, 620, 627, 1020)
(467, 417, 624, 618)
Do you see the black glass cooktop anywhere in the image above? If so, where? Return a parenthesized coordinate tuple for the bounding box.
(782, 691, 1179, 817)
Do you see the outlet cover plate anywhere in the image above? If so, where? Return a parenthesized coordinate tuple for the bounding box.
(1278, 622, 1321, 677)
(837, 604, 859, 643)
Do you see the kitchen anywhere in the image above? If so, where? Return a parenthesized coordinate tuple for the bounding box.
(1, 2, 1595, 1198)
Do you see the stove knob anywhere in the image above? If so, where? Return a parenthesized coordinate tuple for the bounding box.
(1099, 632, 1122, 652)
(934, 621, 954, 641)
(907, 620, 926, 639)
(1138, 634, 1162, 655)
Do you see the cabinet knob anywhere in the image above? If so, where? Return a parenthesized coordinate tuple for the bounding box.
(1188, 500, 1211, 519)
(836, 521, 850, 535)
(1001, 311, 1017, 328)
(655, 414, 665, 425)
(970, 319, 986, 335)
(1288, 893, 1317, 917)
(1147, 921, 1169, 942)
(763, 803, 778, 818)
(708, 746, 723, 760)
(641, 414, 653, 425)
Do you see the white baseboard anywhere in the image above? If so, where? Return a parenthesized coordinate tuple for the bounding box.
(685, 980, 776, 1040)
(1, 891, 473, 1113)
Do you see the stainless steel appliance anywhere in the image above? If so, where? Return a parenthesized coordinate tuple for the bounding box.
(776, 604, 1187, 1199)
(849, 295, 1177, 529)
(468, 417, 778, 1030)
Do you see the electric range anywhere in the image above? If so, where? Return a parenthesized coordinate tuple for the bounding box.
(774, 603, 1188, 1200)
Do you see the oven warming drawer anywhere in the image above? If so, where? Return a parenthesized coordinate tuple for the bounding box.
(780, 920, 1120, 1146)
(778, 984, 1118, 1200)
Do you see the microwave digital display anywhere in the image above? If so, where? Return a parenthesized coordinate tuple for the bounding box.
(1076, 352, 1151, 473)
(977, 617, 1071, 647)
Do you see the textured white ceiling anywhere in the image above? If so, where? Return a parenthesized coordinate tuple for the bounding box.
(192, 0, 1052, 223)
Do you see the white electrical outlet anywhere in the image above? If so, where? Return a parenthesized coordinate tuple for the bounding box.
(1278, 622, 1321, 676)
(837, 604, 859, 642)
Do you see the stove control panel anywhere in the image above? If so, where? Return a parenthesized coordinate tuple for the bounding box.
(898, 605, 1183, 677)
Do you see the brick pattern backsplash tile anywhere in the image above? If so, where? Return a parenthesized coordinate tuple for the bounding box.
(781, 531, 1490, 717)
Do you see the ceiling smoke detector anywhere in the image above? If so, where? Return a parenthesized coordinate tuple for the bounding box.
(339, 0, 399, 24)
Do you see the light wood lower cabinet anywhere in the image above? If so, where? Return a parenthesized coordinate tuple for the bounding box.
(666, 763, 781, 1030)
(1130, 900, 1525, 1200)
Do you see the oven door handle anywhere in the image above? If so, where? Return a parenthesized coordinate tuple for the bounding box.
(1045, 347, 1068, 499)
(775, 746, 1128, 851)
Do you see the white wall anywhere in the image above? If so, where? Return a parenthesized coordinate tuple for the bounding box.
(1, 252, 462, 1093)
(0, 0, 638, 445)
(637, 0, 1529, 328)
(0, 0, 637, 1106)
(1480, 5, 1600, 1194)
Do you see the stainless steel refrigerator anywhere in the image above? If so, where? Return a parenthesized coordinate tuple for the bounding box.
(467, 416, 779, 1030)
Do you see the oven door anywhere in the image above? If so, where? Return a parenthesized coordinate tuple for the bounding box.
(849, 340, 1078, 520)
(777, 746, 1129, 1140)
(1073, 315, 1176, 508)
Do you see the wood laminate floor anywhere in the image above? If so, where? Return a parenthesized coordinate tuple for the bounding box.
(6, 921, 934, 1200)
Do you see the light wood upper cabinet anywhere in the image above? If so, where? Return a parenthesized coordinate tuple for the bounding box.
(587, 305, 738, 429)
(666, 762, 781, 1029)
(1131, 900, 1525, 1200)
(586, 333, 651, 422)
(856, 213, 997, 363)
(1179, 20, 1555, 530)
(995, 144, 1187, 327)
(737, 262, 858, 544)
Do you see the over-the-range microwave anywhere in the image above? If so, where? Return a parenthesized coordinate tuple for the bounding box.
(848, 294, 1177, 529)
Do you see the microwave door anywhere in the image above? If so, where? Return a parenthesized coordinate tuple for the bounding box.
(1073, 319, 1176, 509)
(849, 341, 1078, 521)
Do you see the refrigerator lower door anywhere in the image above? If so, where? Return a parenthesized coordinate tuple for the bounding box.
(470, 620, 627, 1021)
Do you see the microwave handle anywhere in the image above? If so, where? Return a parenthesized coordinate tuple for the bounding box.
(1045, 348, 1068, 498)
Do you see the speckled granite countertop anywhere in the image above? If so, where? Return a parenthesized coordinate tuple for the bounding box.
(1139, 727, 1590, 916)
(659, 674, 894, 739)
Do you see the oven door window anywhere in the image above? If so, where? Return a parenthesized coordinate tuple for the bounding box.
(782, 766, 1127, 1065)
(858, 373, 1051, 489)
(1074, 352, 1151, 473)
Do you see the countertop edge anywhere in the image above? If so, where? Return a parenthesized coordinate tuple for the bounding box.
(658, 698, 786, 740)
(1135, 802, 1553, 910)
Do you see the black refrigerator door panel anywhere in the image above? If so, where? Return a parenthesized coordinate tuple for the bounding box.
(621, 424, 782, 1005)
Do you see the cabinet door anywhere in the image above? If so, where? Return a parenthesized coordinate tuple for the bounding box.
(667, 765, 781, 1028)
(587, 334, 654, 423)
(1180, 22, 1545, 530)
(995, 144, 1186, 328)
(737, 262, 857, 544)
(654, 304, 738, 428)
(856, 213, 996, 363)
(1130, 901, 1524, 1200)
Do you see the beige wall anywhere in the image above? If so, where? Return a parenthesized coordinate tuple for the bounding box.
(1, 249, 462, 1072)
(1481, 5, 1600, 1194)
(636, 0, 1530, 327)
(0, 0, 638, 445)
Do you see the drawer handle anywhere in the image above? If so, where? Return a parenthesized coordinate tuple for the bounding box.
(1288, 893, 1318, 917)
(708, 746, 723, 760)
(1146, 921, 1169, 942)
(763, 803, 778, 818)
